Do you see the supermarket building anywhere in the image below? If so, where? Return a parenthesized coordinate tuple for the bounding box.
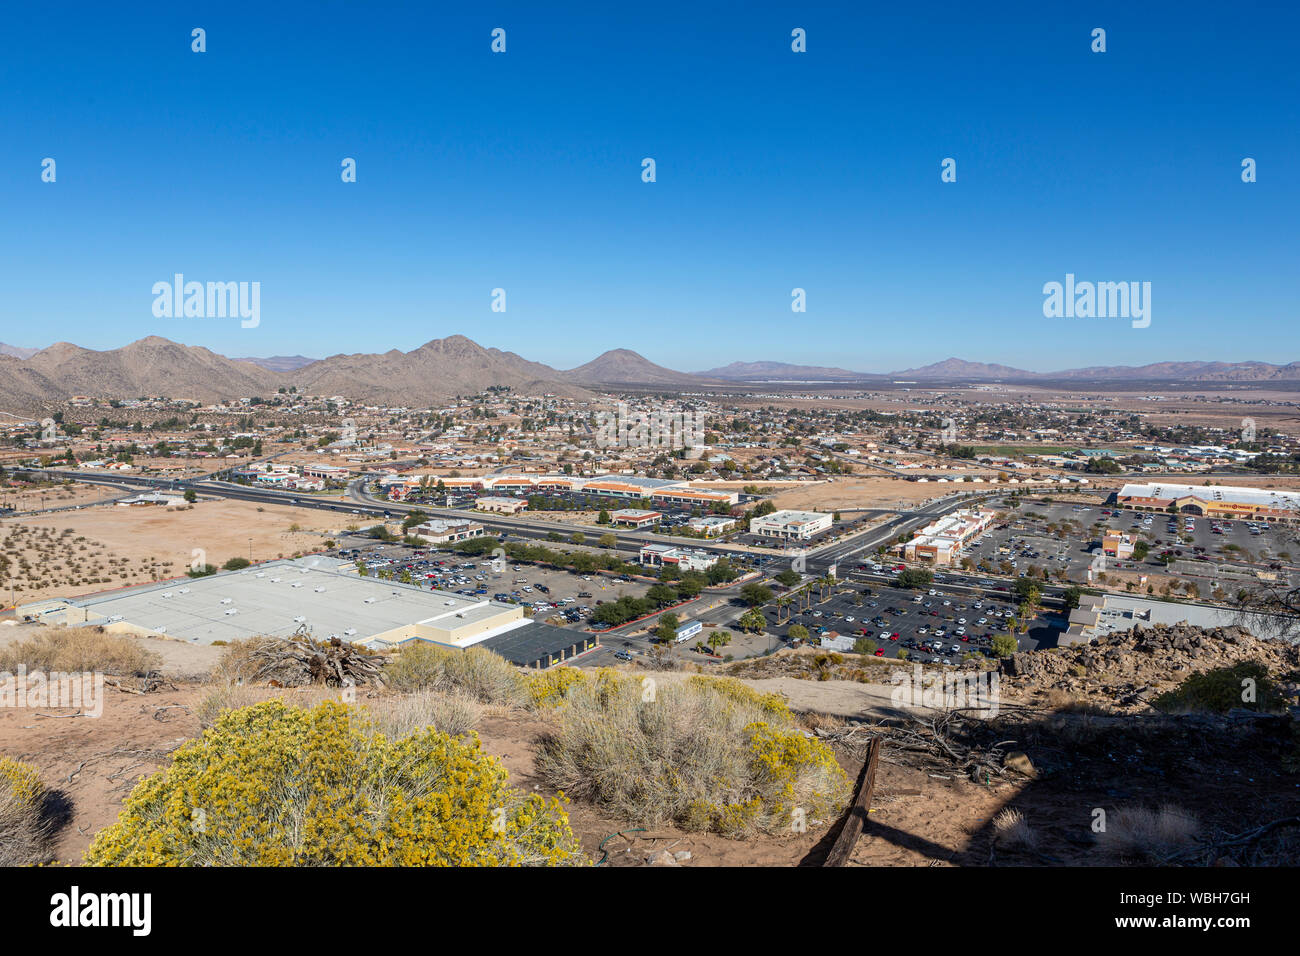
(1116, 483, 1300, 523)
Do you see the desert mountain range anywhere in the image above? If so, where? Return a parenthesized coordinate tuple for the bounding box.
(1, 338, 1299, 411)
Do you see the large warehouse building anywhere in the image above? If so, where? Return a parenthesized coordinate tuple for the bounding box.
(1117, 482, 1300, 523)
(18, 558, 595, 669)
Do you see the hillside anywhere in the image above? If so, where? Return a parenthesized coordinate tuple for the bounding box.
(292, 335, 595, 403)
(232, 354, 319, 373)
(13, 337, 282, 404)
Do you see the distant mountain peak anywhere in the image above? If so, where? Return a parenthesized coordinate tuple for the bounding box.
(2, 335, 1299, 414)
(890, 358, 1036, 379)
(697, 360, 875, 382)
(564, 349, 707, 386)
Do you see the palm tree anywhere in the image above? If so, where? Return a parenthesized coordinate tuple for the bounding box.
(776, 596, 791, 624)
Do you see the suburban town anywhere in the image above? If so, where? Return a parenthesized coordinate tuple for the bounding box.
(3, 358, 1298, 880)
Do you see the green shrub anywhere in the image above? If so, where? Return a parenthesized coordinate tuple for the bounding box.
(1152, 662, 1284, 714)
(990, 634, 1019, 658)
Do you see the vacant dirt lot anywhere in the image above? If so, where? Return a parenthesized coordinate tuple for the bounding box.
(0, 480, 117, 512)
(1, 498, 350, 604)
(771, 476, 972, 512)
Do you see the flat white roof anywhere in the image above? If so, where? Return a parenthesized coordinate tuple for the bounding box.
(1120, 482, 1300, 509)
(752, 509, 831, 525)
(60, 557, 513, 646)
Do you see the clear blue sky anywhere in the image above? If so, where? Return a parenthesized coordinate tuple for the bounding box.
(2, 1, 1296, 373)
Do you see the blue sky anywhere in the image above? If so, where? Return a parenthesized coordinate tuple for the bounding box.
(1, 1, 1296, 373)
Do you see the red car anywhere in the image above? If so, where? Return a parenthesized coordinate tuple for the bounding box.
(874, 648, 885, 656)
(890, 633, 900, 641)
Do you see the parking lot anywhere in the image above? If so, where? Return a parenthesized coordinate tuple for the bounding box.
(969, 501, 1300, 587)
(335, 541, 654, 629)
(760, 578, 1060, 666)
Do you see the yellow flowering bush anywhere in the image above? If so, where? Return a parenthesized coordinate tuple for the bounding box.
(85, 700, 583, 866)
(526, 666, 627, 709)
(0, 756, 51, 866)
(685, 675, 794, 720)
(535, 673, 847, 837)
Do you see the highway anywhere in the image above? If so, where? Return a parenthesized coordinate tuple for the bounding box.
(18, 468, 1028, 597)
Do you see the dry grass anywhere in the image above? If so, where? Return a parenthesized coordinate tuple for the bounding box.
(0, 626, 160, 677)
(992, 807, 1039, 852)
(196, 682, 343, 729)
(1095, 804, 1201, 862)
(365, 690, 483, 739)
(384, 643, 528, 707)
(533, 672, 848, 836)
(1042, 689, 1113, 716)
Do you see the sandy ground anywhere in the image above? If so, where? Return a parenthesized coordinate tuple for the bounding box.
(0, 480, 117, 511)
(6, 648, 1292, 868)
(1, 672, 1012, 868)
(771, 477, 968, 511)
(1, 498, 351, 605)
